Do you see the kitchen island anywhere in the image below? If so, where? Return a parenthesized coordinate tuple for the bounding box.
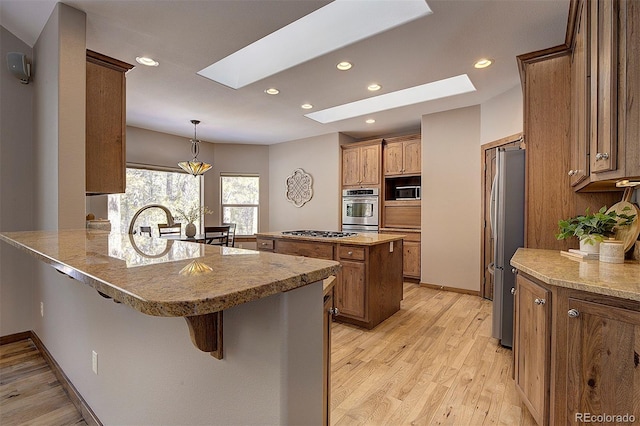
(0, 229, 340, 425)
(510, 248, 640, 426)
(256, 230, 404, 329)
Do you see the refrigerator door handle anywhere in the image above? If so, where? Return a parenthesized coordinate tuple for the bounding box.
(489, 171, 499, 241)
(487, 262, 495, 276)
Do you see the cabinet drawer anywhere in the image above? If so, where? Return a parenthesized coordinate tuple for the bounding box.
(256, 238, 274, 251)
(276, 240, 334, 260)
(338, 246, 365, 261)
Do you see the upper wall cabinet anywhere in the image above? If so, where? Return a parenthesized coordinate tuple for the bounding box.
(86, 50, 134, 195)
(383, 134, 421, 176)
(569, 0, 590, 187)
(570, 0, 640, 191)
(341, 139, 382, 188)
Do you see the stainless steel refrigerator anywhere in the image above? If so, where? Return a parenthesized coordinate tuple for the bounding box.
(489, 146, 525, 348)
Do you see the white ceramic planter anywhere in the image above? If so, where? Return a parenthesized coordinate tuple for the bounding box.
(579, 236, 601, 254)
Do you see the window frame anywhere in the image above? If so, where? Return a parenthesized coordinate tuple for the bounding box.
(220, 173, 260, 237)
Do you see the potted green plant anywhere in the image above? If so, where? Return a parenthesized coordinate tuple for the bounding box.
(556, 206, 636, 253)
(174, 205, 213, 237)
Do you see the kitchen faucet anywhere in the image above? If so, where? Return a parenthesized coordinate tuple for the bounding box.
(127, 204, 175, 234)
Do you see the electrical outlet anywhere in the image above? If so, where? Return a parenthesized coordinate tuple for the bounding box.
(92, 350, 98, 375)
(40, 302, 44, 317)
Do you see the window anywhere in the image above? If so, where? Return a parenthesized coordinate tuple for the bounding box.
(221, 175, 259, 236)
(108, 167, 202, 235)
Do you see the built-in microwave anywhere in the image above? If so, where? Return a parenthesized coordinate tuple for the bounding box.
(395, 186, 421, 200)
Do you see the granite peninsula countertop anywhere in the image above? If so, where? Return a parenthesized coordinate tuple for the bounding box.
(255, 231, 404, 245)
(511, 248, 640, 302)
(0, 229, 340, 317)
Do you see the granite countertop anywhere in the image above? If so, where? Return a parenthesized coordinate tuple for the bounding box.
(255, 231, 404, 246)
(0, 229, 340, 317)
(511, 248, 640, 302)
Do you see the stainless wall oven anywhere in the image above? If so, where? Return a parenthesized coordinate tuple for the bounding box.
(342, 188, 379, 232)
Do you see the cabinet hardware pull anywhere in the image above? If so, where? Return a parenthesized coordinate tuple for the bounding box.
(568, 309, 580, 318)
(595, 152, 609, 161)
(511, 268, 517, 274)
(511, 288, 516, 295)
(568, 170, 575, 176)
(329, 307, 340, 315)
(348, 251, 353, 255)
(534, 298, 546, 305)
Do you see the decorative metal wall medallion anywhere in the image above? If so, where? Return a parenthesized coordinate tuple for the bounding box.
(285, 168, 313, 207)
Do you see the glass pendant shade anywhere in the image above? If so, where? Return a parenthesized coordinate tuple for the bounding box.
(178, 160, 212, 176)
(179, 119, 212, 176)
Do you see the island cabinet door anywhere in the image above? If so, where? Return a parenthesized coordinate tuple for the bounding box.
(565, 298, 640, 424)
(335, 260, 367, 321)
(514, 274, 551, 426)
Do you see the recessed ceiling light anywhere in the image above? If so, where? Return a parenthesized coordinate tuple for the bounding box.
(337, 61, 353, 71)
(365, 119, 376, 124)
(305, 74, 476, 124)
(474, 58, 492, 69)
(301, 103, 313, 109)
(198, 0, 433, 89)
(264, 88, 279, 95)
(367, 83, 381, 91)
(135, 56, 159, 67)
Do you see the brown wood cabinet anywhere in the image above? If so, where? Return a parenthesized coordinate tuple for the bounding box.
(86, 50, 133, 195)
(383, 200, 421, 229)
(380, 228, 420, 280)
(518, 47, 620, 251)
(341, 140, 382, 188)
(569, 0, 590, 187)
(565, 298, 640, 423)
(514, 274, 551, 426)
(569, 0, 640, 191)
(256, 235, 403, 329)
(513, 270, 640, 425)
(337, 252, 367, 321)
(383, 134, 421, 176)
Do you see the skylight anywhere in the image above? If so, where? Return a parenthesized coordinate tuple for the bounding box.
(305, 74, 477, 124)
(198, 0, 433, 89)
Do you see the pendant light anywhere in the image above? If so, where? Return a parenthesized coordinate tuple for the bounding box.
(178, 119, 212, 176)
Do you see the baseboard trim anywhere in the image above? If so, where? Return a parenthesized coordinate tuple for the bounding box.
(0, 330, 31, 345)
(1, 331, 102, 426)
(420, 282, 480, 296)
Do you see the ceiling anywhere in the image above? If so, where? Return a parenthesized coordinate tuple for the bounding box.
(0, 0, 569, 145)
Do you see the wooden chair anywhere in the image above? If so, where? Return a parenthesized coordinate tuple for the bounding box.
(204, 225, 230, 246)
(158, 223, 181, 236)
(222, 223, 236, 247)
(139, 226, 152, 237)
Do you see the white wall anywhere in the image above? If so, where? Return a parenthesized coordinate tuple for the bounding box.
(422, 106, 481, 292)
(0, 26, 35, 336)
(268, 133, 343, 231)
(32, 263, 323, 425)
(480, 85, 523, 144)
(33, 3, 86, 230)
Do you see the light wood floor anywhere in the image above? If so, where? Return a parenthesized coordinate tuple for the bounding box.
(330, 283, 537, 425)
(0, 339, 86, 426)
(0, 284, 536, 425)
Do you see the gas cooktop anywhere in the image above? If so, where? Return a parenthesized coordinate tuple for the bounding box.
(281, 230, 358, 238)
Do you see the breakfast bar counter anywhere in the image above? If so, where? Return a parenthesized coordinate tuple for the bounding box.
(0, 229, 340, 357)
